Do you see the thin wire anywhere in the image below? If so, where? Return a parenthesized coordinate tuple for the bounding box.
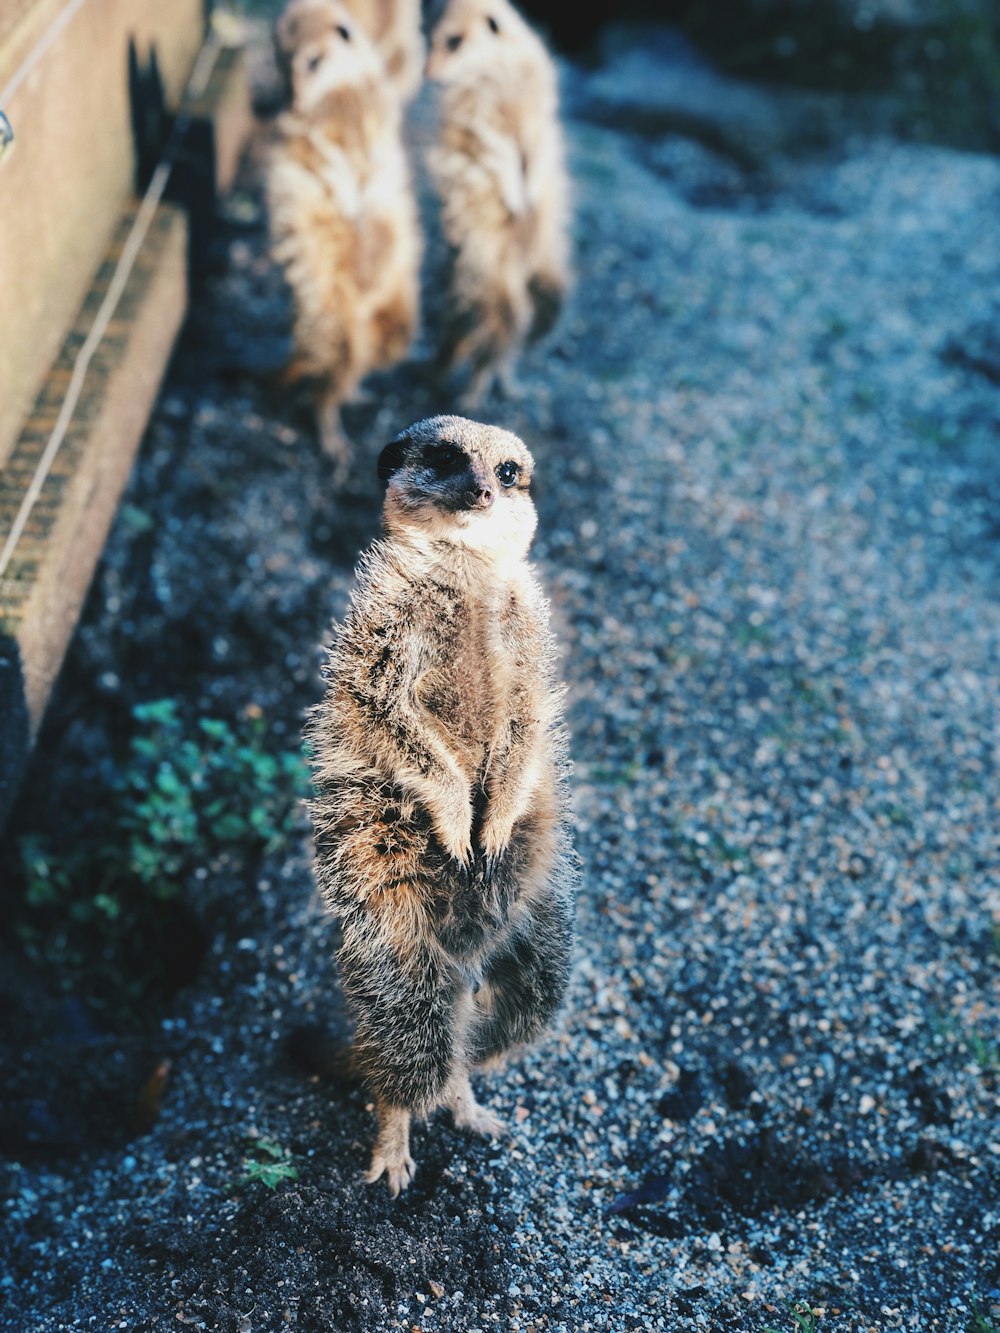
(0, 27, 224, 582)
(0, 0, 94, 108)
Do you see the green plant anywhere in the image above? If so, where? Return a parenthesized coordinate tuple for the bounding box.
(117, 699, 308, 895)
(238, 1137, 300, 1190)
(968, 1295, 999, 1333)
(10, 699, 310, 1008)
(762, 1301, 822, 1333)
(789, 1305, 820, 1333)
(930, 1011, 1000, 1072)
(966, 1029, 1000, 1072)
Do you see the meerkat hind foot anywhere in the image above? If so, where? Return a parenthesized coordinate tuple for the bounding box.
(448, 1074, 505, 1139)
(365, 1103, 415, 1197)
(495, 364, 527, 401)
(454, 365, 495, 414)
(365, 1148, 417, 1198)
(317, 411, 354, 482)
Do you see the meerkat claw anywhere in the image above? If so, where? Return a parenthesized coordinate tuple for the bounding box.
(479, 849, 503, 883)
(365, 1152, 416, 1197)
(447, 839, 475, 874)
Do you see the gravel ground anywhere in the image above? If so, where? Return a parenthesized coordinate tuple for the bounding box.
(2, 24, 999, 1333)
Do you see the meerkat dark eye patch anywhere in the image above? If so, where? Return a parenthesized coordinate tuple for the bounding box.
(336, 24, 351, 40)
(377, 435, 413, 483)
(486, 15, 500, 33)
(425, 442, 468, 476)
(446, 33, 463, 51)
(496, 460, 519, 488)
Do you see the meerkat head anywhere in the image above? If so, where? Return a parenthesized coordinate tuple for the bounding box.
(275, 0, 341, 65)
(424, 0, 533, 82)
(288, 4, 383, 114)
(378, 416, 538, 559)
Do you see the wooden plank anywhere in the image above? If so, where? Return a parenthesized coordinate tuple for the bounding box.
(0, 0, 205, 467)
(0, 202, 188, 731)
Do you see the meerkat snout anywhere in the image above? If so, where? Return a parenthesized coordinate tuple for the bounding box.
(456, 450, 498, 506)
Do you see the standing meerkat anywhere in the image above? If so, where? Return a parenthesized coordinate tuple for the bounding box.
(274, 0, 425, 106)
(267, 7, 421, 469)
(305, 415, 576, 1195)
(426, 0, 571, 408)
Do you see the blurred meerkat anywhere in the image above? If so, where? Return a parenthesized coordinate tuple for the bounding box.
(274, 0, 425, 105)
(306, 415, 576, 1196)
(267, 8, 421, 469)
(426, 0, 570, 407)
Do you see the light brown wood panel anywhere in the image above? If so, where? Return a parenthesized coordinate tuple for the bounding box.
(0, 0, 204, 466)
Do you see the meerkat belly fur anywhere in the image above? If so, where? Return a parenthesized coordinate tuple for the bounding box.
(426, 0, 570, 407)
(267, 7, 421, 468)
(274, 0, 425, 106)
(306, 415, 576, 1195)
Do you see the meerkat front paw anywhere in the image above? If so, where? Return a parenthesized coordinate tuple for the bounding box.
(365, 1148, 417, 1198)
(478, 807, 516, 865)
(431, 788, 474, 866)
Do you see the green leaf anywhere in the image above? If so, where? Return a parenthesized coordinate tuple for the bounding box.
(198, 719, 232, 743)
(133, 699, 179, 729)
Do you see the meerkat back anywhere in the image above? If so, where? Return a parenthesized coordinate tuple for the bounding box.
(306, 415, 576, 1195)
(425, 0, 571, 405)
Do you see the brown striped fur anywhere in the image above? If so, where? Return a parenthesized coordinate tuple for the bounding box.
(305, 416, 576, 1195)
(426, 0, 570, 407)
(267, 8, 421, 470)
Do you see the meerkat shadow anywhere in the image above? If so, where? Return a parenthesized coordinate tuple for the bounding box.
(208, 335, 298, 383)
(284, 1021, 361, 1089)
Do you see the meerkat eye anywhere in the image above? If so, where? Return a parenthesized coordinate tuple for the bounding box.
(496, 460, 519, 488)
(426, 442, 467, 474)
(486, 15, 500, 33)
(336, 24, 351, 40)
(446, 33, 463, 51)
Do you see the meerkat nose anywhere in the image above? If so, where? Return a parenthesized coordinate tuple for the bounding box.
(470, 483, 494, 509)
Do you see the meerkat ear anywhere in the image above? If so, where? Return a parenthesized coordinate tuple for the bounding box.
(377, 435, 411, 484)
